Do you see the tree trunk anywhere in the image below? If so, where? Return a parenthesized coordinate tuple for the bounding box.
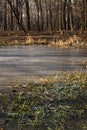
(6, 0, 27, 32)
(82, 0, 86, 30)
(25, 0, 31, 31)
(39, 0, 44, 31)
(49, 2, 53, 31)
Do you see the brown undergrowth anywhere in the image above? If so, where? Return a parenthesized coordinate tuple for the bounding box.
(0, 31, 87, 48)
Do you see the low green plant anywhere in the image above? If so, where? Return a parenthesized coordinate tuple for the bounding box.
(0, 72, 87, 130)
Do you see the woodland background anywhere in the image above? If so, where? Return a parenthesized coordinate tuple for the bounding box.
(0, 0, 87, 33)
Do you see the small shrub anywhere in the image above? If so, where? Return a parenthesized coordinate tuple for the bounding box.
(26, 35, 34, 45)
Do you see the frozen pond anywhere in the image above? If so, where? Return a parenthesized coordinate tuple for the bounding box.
(0, 45, 87, 86)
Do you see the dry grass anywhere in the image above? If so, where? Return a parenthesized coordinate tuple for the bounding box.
(26, 35, 35, 45)
(50, 35, 86, 48)
(0, 31, 87, 48)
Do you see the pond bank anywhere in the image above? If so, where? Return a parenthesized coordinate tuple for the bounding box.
(0, 31, 87, 48)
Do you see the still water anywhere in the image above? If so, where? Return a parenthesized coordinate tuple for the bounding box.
(0, 45, 87, 85)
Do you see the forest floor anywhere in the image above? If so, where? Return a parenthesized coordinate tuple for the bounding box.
(0, 72, 87, 130)
(0, 30, 87, 48)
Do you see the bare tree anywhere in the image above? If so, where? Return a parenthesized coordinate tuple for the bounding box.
(0, 0, 87, 32)
(6, 0, 26, 32)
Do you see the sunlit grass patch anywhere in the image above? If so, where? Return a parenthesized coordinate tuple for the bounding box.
(0, 72, 87, 130)
(0, 32, 87, 48)
(26, 35, 35, 45)
(50, 35, 87, 48)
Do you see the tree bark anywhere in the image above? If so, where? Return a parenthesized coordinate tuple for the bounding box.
(6, 0, 27, 32)
(25, 0, 31, 31)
